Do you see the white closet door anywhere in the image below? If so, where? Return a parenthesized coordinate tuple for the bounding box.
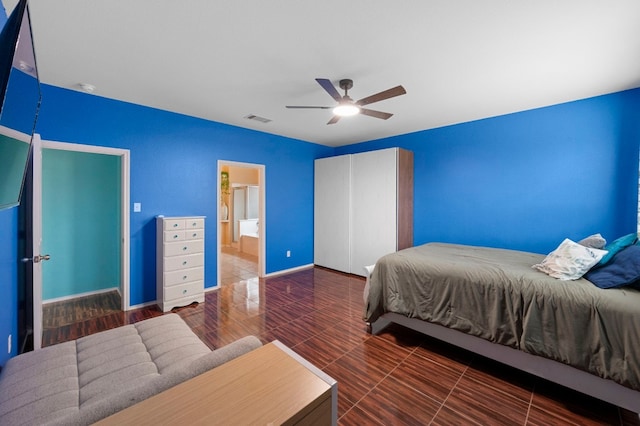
(314, 155, 351, 273)
(350, 148, 397, 275)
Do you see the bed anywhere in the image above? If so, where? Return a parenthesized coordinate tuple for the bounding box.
(364, 242, 640, 414)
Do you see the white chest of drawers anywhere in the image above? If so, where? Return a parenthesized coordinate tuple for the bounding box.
(156, 216, 206, 312)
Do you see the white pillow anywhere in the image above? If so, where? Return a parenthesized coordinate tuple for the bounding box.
(532, 238, 608, 280)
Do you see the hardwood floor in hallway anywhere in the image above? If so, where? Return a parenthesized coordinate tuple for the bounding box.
(220, 245, 258, 285)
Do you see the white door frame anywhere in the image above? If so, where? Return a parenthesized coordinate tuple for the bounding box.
(217, 160, 265, 286)
(32, 137, 130, 349)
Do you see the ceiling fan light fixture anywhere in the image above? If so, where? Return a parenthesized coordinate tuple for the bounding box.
(333, 103, 360, 117)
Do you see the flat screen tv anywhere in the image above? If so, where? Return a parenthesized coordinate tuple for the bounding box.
(0, 0, 41, 211)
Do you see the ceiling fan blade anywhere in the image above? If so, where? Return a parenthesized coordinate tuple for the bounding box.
(286, 105, 332, 109)
(327, 115, 341, 125)
(316, 78, 342, 102)
(356, 85, 406, 107)
(360, 108, 393, 120)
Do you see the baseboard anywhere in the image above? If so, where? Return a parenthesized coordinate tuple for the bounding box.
(264, 263, 314, 278)
(43, 287, 120, 305)
(126, 300, 160, 311)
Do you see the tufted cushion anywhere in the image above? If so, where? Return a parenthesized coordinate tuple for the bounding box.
(0, 341, 79, 425)
(0, 314, 262, 425)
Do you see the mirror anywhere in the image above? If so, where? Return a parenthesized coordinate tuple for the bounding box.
(0, 0, 41, 210)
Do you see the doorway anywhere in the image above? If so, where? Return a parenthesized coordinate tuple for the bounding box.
(30, 138, 130, 349)
(217, 161, 265, 286)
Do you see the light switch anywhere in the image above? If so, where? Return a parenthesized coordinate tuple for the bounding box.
(133, 202, 141, 212)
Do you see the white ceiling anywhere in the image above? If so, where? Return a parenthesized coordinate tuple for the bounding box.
(7, 0, 640, 147)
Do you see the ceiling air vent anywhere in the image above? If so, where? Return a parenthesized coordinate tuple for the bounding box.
(244, 114, 272, 124)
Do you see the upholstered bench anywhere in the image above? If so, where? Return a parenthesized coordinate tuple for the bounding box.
(0, 314, 262, 425)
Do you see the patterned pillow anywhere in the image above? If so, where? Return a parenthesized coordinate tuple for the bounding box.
(532, 238, 608, 280)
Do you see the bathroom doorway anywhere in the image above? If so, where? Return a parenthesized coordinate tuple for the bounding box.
(217, 161, 265, 286)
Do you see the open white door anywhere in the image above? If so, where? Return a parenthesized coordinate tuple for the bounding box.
(30, 133, 43, 350)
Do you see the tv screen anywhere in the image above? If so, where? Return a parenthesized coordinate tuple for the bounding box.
(0, 0, 41, 211)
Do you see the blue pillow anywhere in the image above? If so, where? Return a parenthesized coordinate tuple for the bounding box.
(597, 233, 637, 266)
(584, 244, 640, 289)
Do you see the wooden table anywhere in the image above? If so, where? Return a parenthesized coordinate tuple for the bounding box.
(96, 340, 338, 425)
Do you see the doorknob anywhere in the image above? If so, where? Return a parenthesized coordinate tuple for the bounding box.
(21, 254, 51, 263)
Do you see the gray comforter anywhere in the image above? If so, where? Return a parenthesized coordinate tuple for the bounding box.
(365, 243, 640, 391)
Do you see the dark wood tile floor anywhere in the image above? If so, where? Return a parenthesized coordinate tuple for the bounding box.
(42, 289, 121, 328)
(42, 267, 640, 425)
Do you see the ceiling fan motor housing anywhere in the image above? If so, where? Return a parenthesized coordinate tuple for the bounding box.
(339, 79, 354, 92)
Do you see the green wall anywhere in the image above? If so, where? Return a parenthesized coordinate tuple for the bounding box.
(42, 149, 121, 300)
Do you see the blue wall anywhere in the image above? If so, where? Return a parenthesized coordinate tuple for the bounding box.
(337, 89, 640, 254)
(0, 6, 14, 365)
(34, 85, 333, 306)
(0, 207, 17, 364)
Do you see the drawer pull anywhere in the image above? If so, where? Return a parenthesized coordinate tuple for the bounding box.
(192, 222, 197, 227)
(182, 289, 187, 294)
(192, 233, 197, 237)
(183, 275, 188, 280)
(173, 234, 179, 239)
(183, 247, 188, 251)
(173, 223, 179, 228)
(182, 261, 187, 265)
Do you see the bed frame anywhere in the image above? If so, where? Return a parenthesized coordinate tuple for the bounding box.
(368, 313, 640, 415)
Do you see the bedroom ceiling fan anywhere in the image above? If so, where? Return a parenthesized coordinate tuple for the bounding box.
(286, 78, 407, 125)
